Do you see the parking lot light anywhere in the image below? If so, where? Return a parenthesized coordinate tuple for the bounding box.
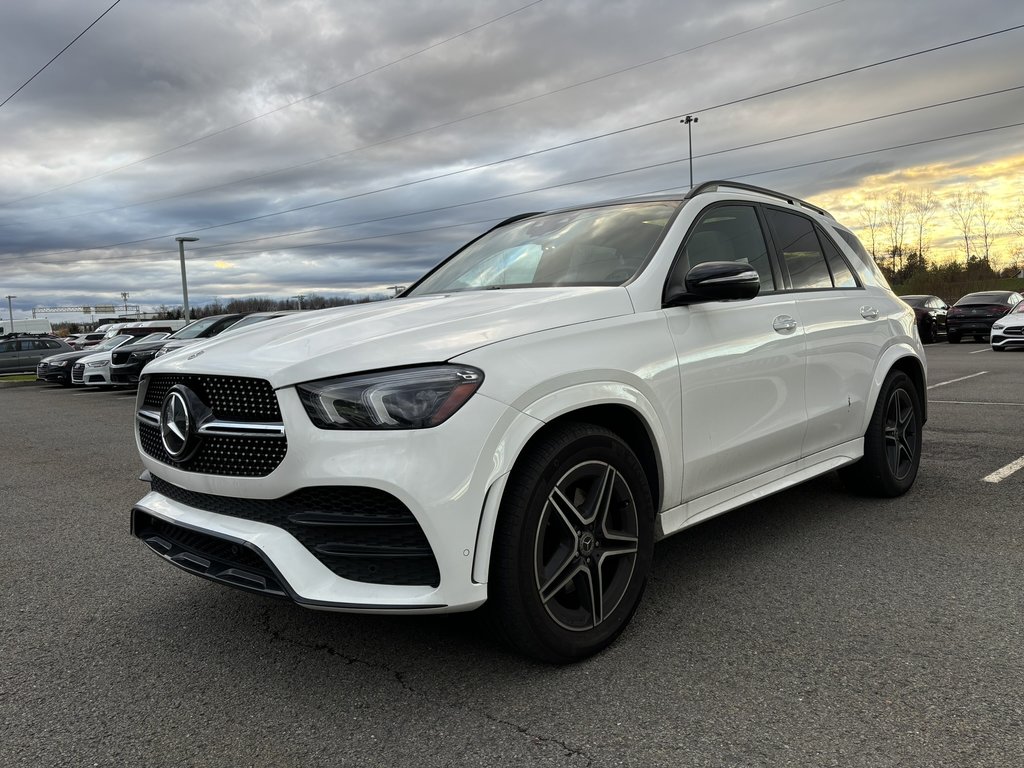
(175, 237, 199, 322)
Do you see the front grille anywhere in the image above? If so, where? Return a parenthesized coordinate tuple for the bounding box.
(144, 374, 280, 421)
(71, 363, 84, 383)
(1002, 327, 1023, 336)
(138, 374, 286, 476)
(139, 422, 287, 476)
(111, 349, 133, 365)
(151, 475, 440, 587)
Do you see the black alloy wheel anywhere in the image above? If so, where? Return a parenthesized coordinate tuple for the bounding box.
(489, 423, 654, 663)
(840, 370, 922, 497)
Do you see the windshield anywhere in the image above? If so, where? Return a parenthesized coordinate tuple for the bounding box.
(170, 316, 239, 339)
(408, 201, 679, 296)
(95, 335, 133, 351)
(901, 296, 926, 307)
(132, 333, 169, 344)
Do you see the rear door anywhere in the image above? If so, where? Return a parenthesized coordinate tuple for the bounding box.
(762, 206, 890, 458)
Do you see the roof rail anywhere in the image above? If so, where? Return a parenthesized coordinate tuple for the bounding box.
(685, 180, 833, 220)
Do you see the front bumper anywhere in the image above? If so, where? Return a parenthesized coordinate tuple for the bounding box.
(133, 385, 529, 613)
(991, 329, 1024, 349)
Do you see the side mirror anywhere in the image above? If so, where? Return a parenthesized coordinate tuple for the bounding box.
(665, 261, 761, 306)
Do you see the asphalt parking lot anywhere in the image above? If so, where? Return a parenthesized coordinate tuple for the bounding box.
(2, 343, 1023, 768)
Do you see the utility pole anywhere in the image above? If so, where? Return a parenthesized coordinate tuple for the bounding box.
(4, 295, 15, 333)
(681, 115, 699, 188)
(291, 294, 305, 310)
(121, 291, 130, 316)
(387, 285, 404, 298)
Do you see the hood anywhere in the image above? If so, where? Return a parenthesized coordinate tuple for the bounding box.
(41, 348, 96, 364)
(148, 287, 634, 388)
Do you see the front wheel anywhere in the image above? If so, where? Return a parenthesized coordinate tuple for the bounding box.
(920, 322, 934, 344)
(489, 423, 654, 663)
(947, 332, 960, 344)
(840, 371, 922, 497)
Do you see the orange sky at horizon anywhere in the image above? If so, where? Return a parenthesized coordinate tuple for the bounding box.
(812, 154, 1024, 267)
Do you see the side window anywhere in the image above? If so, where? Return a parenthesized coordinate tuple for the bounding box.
(673, 205, 775, 293)
(0, 341, 15, 353)
(18, 340, 40, 351)
(819, 231, 858, 288)
(765, 208, 832, 290)
(45, 340, 62, 349)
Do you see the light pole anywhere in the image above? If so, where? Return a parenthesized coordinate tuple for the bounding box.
(4, 295, 15, 333)
(175, 237, 199, 322)
(291, 294, 304, 310)
(681, 115, 698, 188)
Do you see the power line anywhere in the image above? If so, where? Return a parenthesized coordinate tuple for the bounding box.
(0, 0, 122, 110)
(39, 24, 1024, 248)
(0, 0, 547, 207)
(9, 117, 1023, 268)
(0, 0, 847, 223)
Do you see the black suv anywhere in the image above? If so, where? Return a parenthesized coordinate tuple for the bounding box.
(109, 314, 245, 386)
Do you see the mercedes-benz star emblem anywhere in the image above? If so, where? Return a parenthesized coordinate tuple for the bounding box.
(160, 390, 192, 458)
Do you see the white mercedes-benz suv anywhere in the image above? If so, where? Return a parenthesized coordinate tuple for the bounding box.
(131, 181, 926, 662)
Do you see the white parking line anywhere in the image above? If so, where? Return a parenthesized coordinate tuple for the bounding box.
(931, 400, 1024, 406)
(927, 371, 988, 390)
(983, 455, 1024, 483)
(970, 348, 991, 354)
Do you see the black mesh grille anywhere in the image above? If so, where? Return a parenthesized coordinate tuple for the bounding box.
(138, 374, 286, 476)
(139, 422, 287, 477)
(150, 476, 440, 587)
(71, 363, 84, 383)
(143, 374, 280, 421)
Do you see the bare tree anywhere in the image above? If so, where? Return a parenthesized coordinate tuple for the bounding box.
(909, 188, 939, 262)
(946, 189, 977, 261)
(857, 203, 882, 265)
(974, 190, 997, 265)
(1004, 192, 1024, 268)
(884, 188, 909, 272)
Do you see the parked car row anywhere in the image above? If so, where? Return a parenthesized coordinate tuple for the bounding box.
(899, 291, 1024, 350)
(34, 312, 298, 389)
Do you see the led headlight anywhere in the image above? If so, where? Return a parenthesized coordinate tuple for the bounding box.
(51, 360, 69, 367)
(297, 365, 484, 430)
(132, 350, 158, 361)
(992, 323, 1005, 331)
(86, 360, 108, 367)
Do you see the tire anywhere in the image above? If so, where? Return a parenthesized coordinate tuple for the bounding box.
(920, 322, 934, 344)
(974, 335, 985, 343)
(992, 345, 1005, 352)
(947, 332, 960, 344)
(488, 423, 654, 663)
(839, 371, 922, 498)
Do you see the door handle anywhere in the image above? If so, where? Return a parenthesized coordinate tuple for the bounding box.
(773, 315, 798, 334)
(860, 306, 879, 320)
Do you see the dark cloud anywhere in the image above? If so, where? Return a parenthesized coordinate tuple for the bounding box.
(1, 0, 1022, 318)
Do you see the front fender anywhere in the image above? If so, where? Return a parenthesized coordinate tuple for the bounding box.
(470, 381, 678, 584)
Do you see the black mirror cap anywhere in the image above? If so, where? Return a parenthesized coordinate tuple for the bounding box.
(665, 261, 761, 306)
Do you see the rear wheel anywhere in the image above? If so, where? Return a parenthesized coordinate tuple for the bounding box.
(489, 423, 654, 663)
(947, 332, 960, 344)
(920, 322, 934, 344)
(840, 371, 922, 497)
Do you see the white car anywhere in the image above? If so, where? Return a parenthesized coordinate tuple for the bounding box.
(74, 333, 169, 387)
(131, 181, 927, 662)
(989, 299, 1024, 351)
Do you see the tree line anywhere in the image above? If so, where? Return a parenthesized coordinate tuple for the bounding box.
(856, 187, 1024, 290)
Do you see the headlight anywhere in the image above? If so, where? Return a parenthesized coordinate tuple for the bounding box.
(51, 360, 69, 367)
(297, 365, 484, 430)
(132, 350, 158, 361)
(992, 323, 1005, 331)
(86, 360, 108, 367)
(154, 347, 171, 358)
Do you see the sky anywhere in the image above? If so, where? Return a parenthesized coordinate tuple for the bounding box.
(1, 0, 1022, 322)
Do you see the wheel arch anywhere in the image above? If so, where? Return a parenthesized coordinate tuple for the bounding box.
(866, 347, 927, 430)
(472, 397, 668, 585)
